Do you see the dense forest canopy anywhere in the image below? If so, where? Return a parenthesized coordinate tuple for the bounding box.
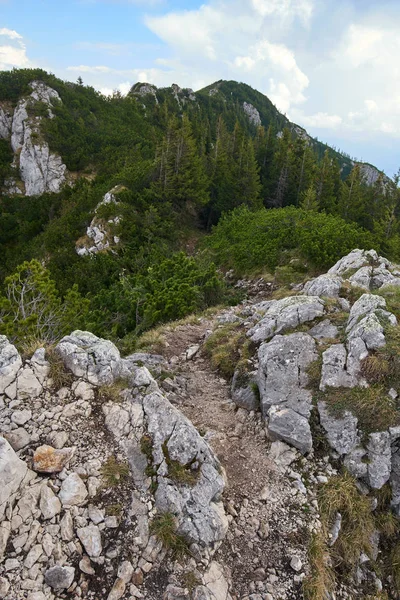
(0, 68, 399, 351)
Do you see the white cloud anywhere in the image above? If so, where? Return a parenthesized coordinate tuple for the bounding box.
(145, 0, 312, 113)
(67, 65, 113, 73)
(299, 112, 342, 129)
(0, 28, 31, 70)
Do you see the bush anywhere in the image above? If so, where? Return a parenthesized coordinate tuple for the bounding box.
(205, 206, 377, 276)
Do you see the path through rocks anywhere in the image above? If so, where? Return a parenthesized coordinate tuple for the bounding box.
(160, 321, 322, 600)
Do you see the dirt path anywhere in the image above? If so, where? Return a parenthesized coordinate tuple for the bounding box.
(161, 321, 316, 600)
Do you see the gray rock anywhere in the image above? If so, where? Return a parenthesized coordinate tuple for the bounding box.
(77, 524, 102, 557)
(308, 319, 339, 340)
(247, 296, 325, 343)
(346, 294, 389, 333)
(0, 522, 11, 561)
(328, 249, 381, 276)
(143, 391, 228, 547)
(303, 274, 342, 298)
(192, 587, 214, 600)
(58, 473, 88, 506)
(319, 343, 365, 390)
(318, 401, 359, 455)
(202, 561, 232, 600)
(26, 593, 47, 600)
(56, 331, 122, 385)
(258, 333, 318, 418)
(11, 408, 32, 425)
(268, 407, 312, 454)
(44, 565, 75, 590)
(4, 427, 30, 450)
(329, 512, 342, 546)
(0, 336, 22, 395)
(0, 577, 10, 599)
(40, 483, 62, 519)
(390, 449, 400, 514)
(348, 266, 373, 289)
(344, 447, 368, 479)
(24, 544, 43, 568)
(0, 437, 29, 519)
(0, 106, 12, 139)
(347, 313, 387, 350)
(16, 366, 42, 398)
(367, 432, 391, 489)
(231, 370, 259, 411)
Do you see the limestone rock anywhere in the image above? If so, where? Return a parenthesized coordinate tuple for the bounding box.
(318, 401, 359, 455)
(308, 319, 339, 341)
(367, 432, 391, 489)
(202, 561, 232, 600)
(0, 437, 28, 519)
(346, 294, 394, 333)
(56, 330, 122, 385)
(328, 249, 383, 276)
(258, 333, 318, 418)
(0, 336, 22, 395)
(303, 274, 342, 298)
(11, 408, 32, 426)
(33, 444, 75, 473)
(0, 106, 12, 139)
(59, 473, 88, 506)
(44, 565, 75, 590)
(4, 427, 30, 451)
(248, 296, 324, 343)
(77, 524, 102, 557)
(0, 576, 10, 599)
(243, 102, 261, 127)
(143, 390, 228, 547)
(231, 370, 259, 411)
(319, 343, 365, 390)
(268, 407, 312, 455)
(40, 483, 62, 520)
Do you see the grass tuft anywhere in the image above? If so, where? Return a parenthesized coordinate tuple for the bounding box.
(303, 530, 334, 600)
(97, 379, 130, 403)
(100, 456, 130, 487)
(318, 385, 400, 433)
(150, 512, 189, 559)
(204, 322, 250, 379)
(162, 441, 199, 486)
(361, 325, 400, 389)
(318, 471, 375, 570)
(46, 347, 74, 389)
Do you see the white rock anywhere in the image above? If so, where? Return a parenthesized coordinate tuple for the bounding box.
(40, 484, 62, 520)
(77, 524, 102, 557)
(17, 366, 42, 399)
(24, 544, 43, 568)
(0, 336, 22, 395)
(290, 556, 303, 572)
(11, 408, 32, 425)
(0, 437, 28, 519)
(59, 473, 88, 506)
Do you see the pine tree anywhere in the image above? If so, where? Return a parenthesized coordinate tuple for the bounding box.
(300, 184, 319, 211)
(315, 150, 339, 213)
(338, 165, 366, 224)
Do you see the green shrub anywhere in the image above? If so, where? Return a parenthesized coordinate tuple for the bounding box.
(205, 206, 377, 276)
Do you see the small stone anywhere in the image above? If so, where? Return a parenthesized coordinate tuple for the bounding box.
(33, 445, 75, 473)
(79, 555, 95, 575)
(4, 427, 30, 450)
(11, 409, 32, 425)
(24, 544, 43, 569)
(118, 560, 134, 584)
(45, 565, 75, 590)
(186, 345, 200, 360)
(0, 577, 10, 599)
(59, 473, 88, 506)
(105, 515, 118, 528)
(290, 556, 303, 572)
(88, 505, 104, 524)
(60, 511, 74, 541)
(77, 524, 102, 557)
(27, 593, 47, 600)
(40, 484, 61, 520)
(4, 558, 19, 571)
(107, 578, 126, 600)
(47, 430, 69, 449)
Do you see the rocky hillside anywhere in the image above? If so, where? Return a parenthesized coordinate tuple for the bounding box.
(2, 248, 400, 599)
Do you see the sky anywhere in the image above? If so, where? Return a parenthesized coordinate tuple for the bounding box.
(1, 0, 400, 176)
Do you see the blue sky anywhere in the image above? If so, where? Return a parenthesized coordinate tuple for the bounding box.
(1, 0, 400, 176)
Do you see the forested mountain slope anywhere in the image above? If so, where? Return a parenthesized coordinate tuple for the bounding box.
(0, 68, 399, 352)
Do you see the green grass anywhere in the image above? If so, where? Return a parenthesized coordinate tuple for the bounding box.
(361, 325, 400, 389)
(303, 530, 334, 600)
(203, 322, 251, 379)
(100, 456, 130, 487)
(162, 441, 199, 486)
(150, 512, 189, 559)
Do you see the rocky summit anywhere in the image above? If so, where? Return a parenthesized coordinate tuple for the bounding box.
(1, 248, 400, 599)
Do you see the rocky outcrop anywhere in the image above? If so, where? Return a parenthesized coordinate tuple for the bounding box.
(0, 331, 229, 599)
(3, 81, 67, 196)
(247, 295, 325, 343)
(76, 186, 123, 256)
(243, 102, 261, 127)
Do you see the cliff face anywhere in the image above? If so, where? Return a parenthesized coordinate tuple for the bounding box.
(0, 81, 67, 196)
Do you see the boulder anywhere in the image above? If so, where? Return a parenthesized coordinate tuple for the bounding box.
(308, 319, 339, 340)
(346, 294, 394, 333)
(33, 445, 75, 473)
(366, 432, 391, 489)
(56, 331, 122, 385)
(303, 274, 342, 298)
(268, 407, 312, 455)
(143, 391, 228, 547)
(258, 333, 318, 418)
(247, 296, 325, 343)
(328, 249, 383, 276)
